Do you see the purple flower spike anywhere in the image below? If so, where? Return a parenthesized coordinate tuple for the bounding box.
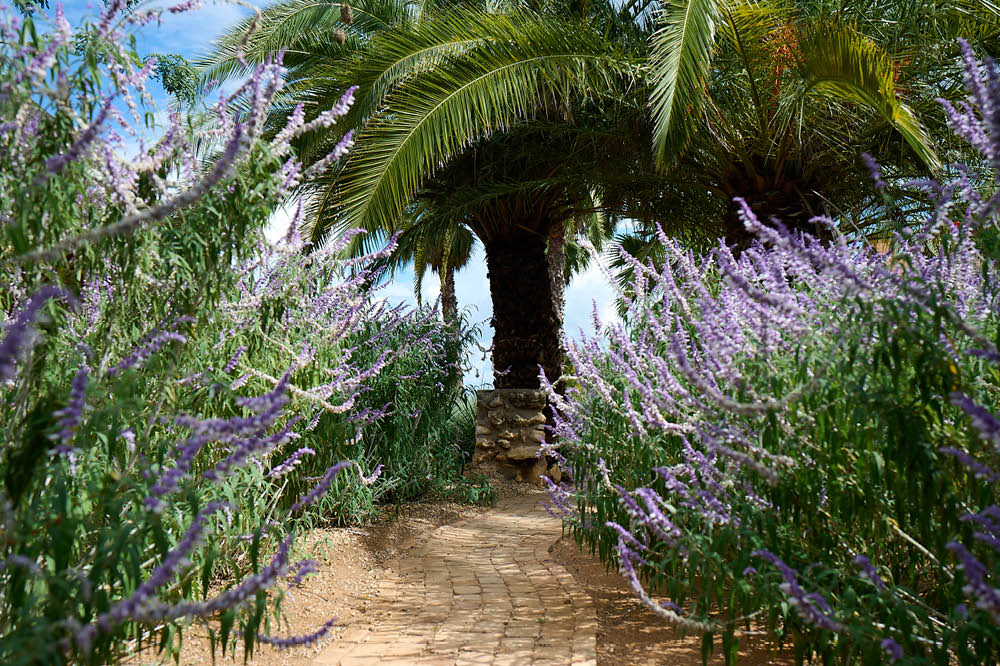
(853, 554, 885, 591)
(108, 319, 190, 377)
(357, 463, 383, 486)
(290, 462, 352, 513)
(0, 287, 70, 382)
(268, 447, 315, 478)
(861, 153, 886, 191)
(258, 617, 338, 650)
(752, 550, 843, 632)
(224, 345, 247, 373)
(951, 392, 1000, 450)
(53, 365, 89, 445)
(290, 558, 319, 586)
(948, 541, 1000, 621)
(76, 502, 228, 650)
(881, 638, 903, 663)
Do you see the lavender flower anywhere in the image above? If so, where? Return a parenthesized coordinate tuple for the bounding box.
(951, 392, 1000, 449)
(752, 550, 843, 632)
(853, 554, 885, 591)
(224, 345, 247, 373)
(258, 617, 338, 649)
(108, 317, 193, 377)
(76, 502, 228, 650)
(290, 559, 319, 587)
(53, 365, 89, 447)
(0, 286, 69, 381)
(881, 638, 903, 663)
(357, 463, 383, 485)
(940, 446, 1000, 481)
(268, 447, 315, 478)
(289, 462, 352, 513)
(78, 534, 296, 650)
(861, 153, 886, 191)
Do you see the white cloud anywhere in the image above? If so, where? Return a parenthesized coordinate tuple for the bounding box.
(264, 200, 298, 242)
(563, 253, 622, 341)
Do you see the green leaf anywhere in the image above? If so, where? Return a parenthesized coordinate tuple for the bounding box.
(648, 0, 729, 165)
(310, 8, 631, 243)
(796, 20, 940, 171)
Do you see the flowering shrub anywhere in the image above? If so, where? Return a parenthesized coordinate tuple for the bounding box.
(546, 42, 1000, 664)
(0, 2, 472, 664)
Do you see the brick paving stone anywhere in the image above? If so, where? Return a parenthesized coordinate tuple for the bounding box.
(312, 491, 596, 666)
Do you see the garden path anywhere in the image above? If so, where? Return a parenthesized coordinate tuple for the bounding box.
(313, 490, 597, 666)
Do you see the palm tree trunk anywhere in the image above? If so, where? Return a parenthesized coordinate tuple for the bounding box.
(441, 264, 458, 326)
(485, 230, 562, 390)
(546, 220, 566, 343)
(440, 264, 464, 387)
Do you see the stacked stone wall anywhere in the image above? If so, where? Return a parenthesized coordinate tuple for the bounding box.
(469, 389, 560, 484)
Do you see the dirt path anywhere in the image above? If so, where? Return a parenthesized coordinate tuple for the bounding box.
(315, 490, 595, 666)
(133, 486, 791, 666)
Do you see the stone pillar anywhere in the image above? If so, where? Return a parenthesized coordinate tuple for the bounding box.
(470, 389, 555, 484)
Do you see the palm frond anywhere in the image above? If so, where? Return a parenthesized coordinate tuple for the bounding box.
(796, 20, 940, 171)
(648, 0, 730, 166)
(311, 8, 632, 243)
(194, 0, 408, 87)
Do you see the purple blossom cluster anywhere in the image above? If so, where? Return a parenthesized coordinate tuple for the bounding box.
(107, 316, 193, 377)
(147, 375, 294, 512)
(751, 550, 843, 632)
(290, 558, 320, 587)
(52, 364, 88, 450)
(1, 0, 358, 268)
(208, 213, 455, 439)
(268, 446, 316, 478)
(258, 616, 338, 650)
(289, 461, 352, 513)
(0, 2, 427, 662)
(73, 500, 229, 651)
(543, 37, 1000, 659)
(0, 286, 70, 382)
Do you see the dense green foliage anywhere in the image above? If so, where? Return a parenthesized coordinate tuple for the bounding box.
(551, 101, 1000, 665)
(0, 5, 480, 663)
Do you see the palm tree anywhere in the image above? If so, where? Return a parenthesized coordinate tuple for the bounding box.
(372, 208, 476, 327)
(199, 0, 991, 388)
(642, 0, 1000, 248)
(200, 1, 640, 388)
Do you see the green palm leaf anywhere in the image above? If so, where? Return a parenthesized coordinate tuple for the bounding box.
(648, 0, 730, 166)
(195, 0, 408, 86)
(312, 9, 632, 243)
(797, 20, 940, 171)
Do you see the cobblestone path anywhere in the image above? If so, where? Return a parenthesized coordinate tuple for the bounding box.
(314, 491, 597, 666)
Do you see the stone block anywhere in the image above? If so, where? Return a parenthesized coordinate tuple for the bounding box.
(514, 411, 547, 426)
(522, 456, 548, 484)
(468, 388, 550, 484)
(504, 389, 546, 410)
(506, 445, 539, 461)
(526, 427, 546, 444)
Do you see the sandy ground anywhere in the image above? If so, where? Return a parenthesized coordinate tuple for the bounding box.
(127, 499, 491, 666)
(128, 483, 794, 665)
(548, 537, 795, 666)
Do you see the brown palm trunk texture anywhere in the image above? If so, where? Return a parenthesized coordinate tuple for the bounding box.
(485, 231, 563, 390)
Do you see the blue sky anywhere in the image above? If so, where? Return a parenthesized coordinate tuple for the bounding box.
(58, 0, 619, 386)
